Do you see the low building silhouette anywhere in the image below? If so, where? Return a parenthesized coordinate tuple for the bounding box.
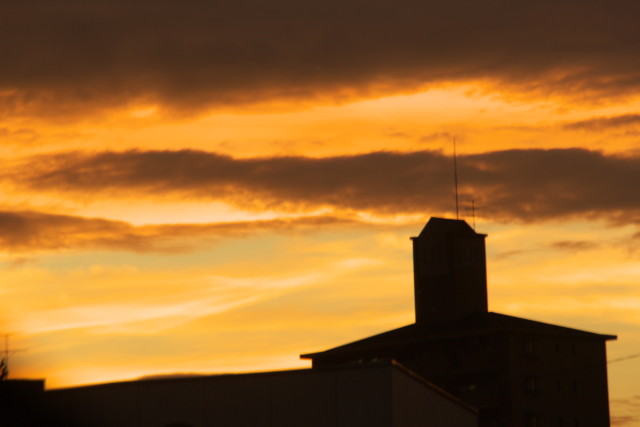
(302, 217, 616, 426)
(0, 379, 46, 427)
(44, 361, 477, 426)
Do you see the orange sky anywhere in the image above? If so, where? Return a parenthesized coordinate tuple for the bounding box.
(1, 1, 639, 425)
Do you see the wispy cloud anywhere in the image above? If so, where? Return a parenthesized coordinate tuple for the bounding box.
(419, 132, 457, 143)
(550, 240, 599, 251)
(0, 210, 358, 253)
(611, 395, 640, 427)
(16, 257, 377, 335)
(563, 114, 640, 131)
(0, 127, 39, 144)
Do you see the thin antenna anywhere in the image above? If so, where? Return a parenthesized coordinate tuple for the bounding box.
(471, 199, 476, 230)
(1, 334, 9, 380)
(0, 333, 26, 381)
(464, 199, 482, 231)
(453, 137, 459, 220)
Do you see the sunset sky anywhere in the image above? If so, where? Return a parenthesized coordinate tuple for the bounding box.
(1, 1, 639, 425)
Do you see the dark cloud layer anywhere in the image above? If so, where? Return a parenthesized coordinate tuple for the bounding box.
(0, 210, 355, 253)
(1, 0, 639, 116)
(11, 148, 640, 223)
(564, 114, 640, 131)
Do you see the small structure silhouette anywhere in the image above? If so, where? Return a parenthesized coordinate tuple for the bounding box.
(302, 217, 616, 427)
(44, 361, 477, 426)
(0, 379, 46, 426)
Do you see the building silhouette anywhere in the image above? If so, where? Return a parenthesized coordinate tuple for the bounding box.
(2, 217, 616, 426)
(0, 379, 46, 426)
(44, 362, 477, 427)
(302, 217, 616, 426)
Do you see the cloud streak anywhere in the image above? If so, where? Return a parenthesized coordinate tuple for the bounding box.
(551, 240, 600, 252)
(1, 0, 639, 117)
(563, 114, 640, 131)
(0, 210, 357, 253)
(10, 148, 640, 223)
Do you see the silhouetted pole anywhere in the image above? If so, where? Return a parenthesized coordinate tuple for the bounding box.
(1, 334, 8, 380)
(471, 199, 476, 230)
(464, 199, 481, 231)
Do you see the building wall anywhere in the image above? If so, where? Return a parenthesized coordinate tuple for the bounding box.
(391, 368, 477, 427)
(394, 332, 513, 427)
(507, 334, 611, 427)
(335, 331, 612, 426)
(0, 379, 46, 427)
(45, 364, 477, 427)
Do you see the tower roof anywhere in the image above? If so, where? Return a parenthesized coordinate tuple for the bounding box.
(413, 217, 480, 239)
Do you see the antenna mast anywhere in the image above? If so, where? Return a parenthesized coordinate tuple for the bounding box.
(471, 199, 476, 230)
(453, 137, 459, 220)
(0, 333, 26, 381)
(1, 334, 9, 380)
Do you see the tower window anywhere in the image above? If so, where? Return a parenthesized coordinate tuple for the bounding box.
(458, 383, 477, 393)
(526, 414, 540, 427)
(525, 377, 541, 394)
(525, 338, 541, 356)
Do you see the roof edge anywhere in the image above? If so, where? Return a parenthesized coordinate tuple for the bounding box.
(300, 312, 617, 361)
(390, 359, 478, 415)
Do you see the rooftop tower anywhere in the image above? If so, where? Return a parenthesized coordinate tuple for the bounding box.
(411, 217, 488, 324)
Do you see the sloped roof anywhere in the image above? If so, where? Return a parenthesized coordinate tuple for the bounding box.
(301, 312, 616, 360)
(414, 217, 480, 239)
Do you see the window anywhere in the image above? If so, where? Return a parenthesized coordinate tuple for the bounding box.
(458, 383, 477, 393)
(525, 377, 541, 394)
(525, 338, 541, 356)
(526, 414, 540, 427)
